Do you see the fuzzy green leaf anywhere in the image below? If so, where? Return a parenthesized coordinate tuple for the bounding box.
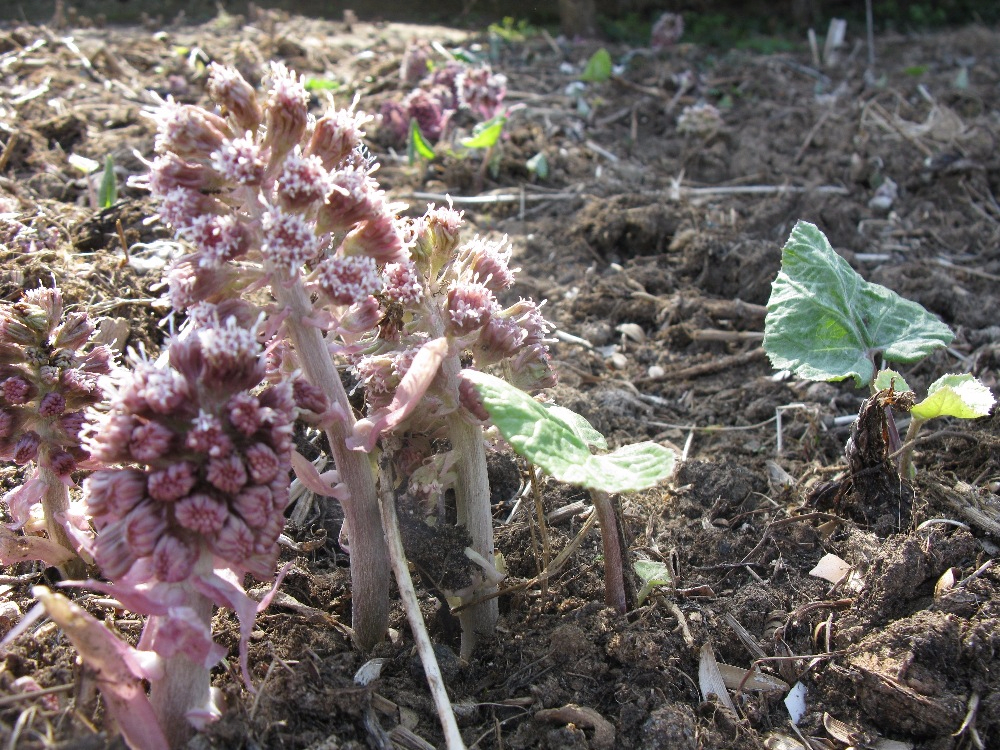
(873, 369, 912, 393)
(581, 48, 612, 82)
(542, 404, 607, 449)
(461, 115, 507, 149)
(910, 374, 995, 421)
(408, 118, 436, 163)
(526, 151, 549, 179)
(464, 370, 674, 493)
(764, 221, 954, 387)
(634, 559, 673, 586)
(98, 155, 117, 209)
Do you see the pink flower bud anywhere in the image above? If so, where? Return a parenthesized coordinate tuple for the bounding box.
(460, 235, 516, 291)
(458, 374, 490, 422)
(147, 461, 197, 502)
(0, 317, 36, 346)
(38, 391, 66, 417)
(446, 281, 496, 335)
(207, 63, 261, 133)
(187, 412, 233, 458)
(124, 501, 168, 557)
(13, 431, 41, 464)
(129, 421, 174, 462)
(232, 485, 273, 528)
(79, 345, 113, 376)
(338, 296, 382, 336)
(152, 534, 198, 583)
(383, 262, 424, 305)
(86, 469, 149, 518)
(316, 167, 379, 235)
(155, 99, 230, 160)
(59, 411, 86, 440)
(478, 315, 526, 360)
(262, 62, 309, 165)
(86, 413, 135, 463)
(307, 109, 370, 170)
(23, 287, 62, 327)
(400, 40, 433, 85)
(254, 511, 285, 553)
(60, 369, 99, 397)
(413, 204, 463, 268)
(184, 214, 251, 269)
(243, 442, 281, 484)
(227, 393, 263, 436)
(0, 409, 14, 439)
(92, 518, 137, 579)
(261, 207, 321, 275)
(291, 380, 328, 416)
(211, 134, 266, 186)
(651, 12, 684, 50)
(206, 454, 248, 495)
(52, 312, 94, 351)
(211, 515, 254, 563)
(456, 66, 507, 121)
(311, 254, 381, 306)
(156, 186, 220, 230)
(342, 213, 406, 265)
(507, 343, 557, 392)
(277, 149, 331, 210)
(175, 492, 229, 534)
(148, 153, 219, 197)
(47, 449, 76, 478)
(501, 299, 551, 346)
(2, 376, 32, 405)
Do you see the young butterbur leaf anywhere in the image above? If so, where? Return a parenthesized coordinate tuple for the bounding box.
(461, 115, 507, 149)
(99, 155, 117, 209)
(873, 369, 912, 394)
(910, 374, 995, 421)
(764, 221, 954, 387)
(408, 118, 436, 163)
(526, 151, 549, 179)
(542, 403, 607, 449)
(304, 77, 340, 92)
(463, 370, 674, 493)
(581, 48, 612, 82)
(634, 559, 673, 606)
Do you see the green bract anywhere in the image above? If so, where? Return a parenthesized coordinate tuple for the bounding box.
(99, 155, 117, 209)
(764, 221, 954, 387)
(464, 370, 674, 493)
(408, 118, 436, 162)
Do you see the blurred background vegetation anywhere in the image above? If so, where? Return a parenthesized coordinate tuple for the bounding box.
(2, 0, 997, 46)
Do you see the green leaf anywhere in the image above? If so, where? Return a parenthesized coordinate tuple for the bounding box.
(873, 369, 912, 393)
(581, 48, 612, 82)
(526, 151, 549, 179)
(764, 221, 954, 387)
(634, 560, 673, 586)
(304, 77, 340, 92)
(464, 370, 675, 493)
(408, 118, 436, 163)
(460, 115, 507, 149)
(542, 404, 607, 449)
(910, 374, 995, 421)
(98, 155, 117, 209)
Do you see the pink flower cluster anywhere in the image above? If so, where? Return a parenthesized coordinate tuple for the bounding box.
(0, 287, 111, 526)
(83, 301, 294, 584)
(140, 61, 406, 310)
(379, 44, 507, 145)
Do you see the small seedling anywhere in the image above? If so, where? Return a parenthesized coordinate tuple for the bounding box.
(634, 559, 674, 606)
(580, 48, 612, 83)
(463, 370, 675, 613)
(526, 151, 549, 180)
(875, 370, 995, 476)
(98, 154, 117, 209)
(408, 118, 436, 163)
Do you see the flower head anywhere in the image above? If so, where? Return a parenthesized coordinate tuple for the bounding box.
(207, 63, 262, 133)
(311, 254, 381, 306)
(446, 281, 496, 335)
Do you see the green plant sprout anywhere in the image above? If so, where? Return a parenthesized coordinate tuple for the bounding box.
(462, 370, 675, 613)
(408, 118, 436, 164)
(526, 151, 549, 180)
(765, 220, 995, 475)
(633, 559, 674, 606)
(874, 370, 995, 477)
(98, 154, 117, 209)
(580, 48, 613, 83)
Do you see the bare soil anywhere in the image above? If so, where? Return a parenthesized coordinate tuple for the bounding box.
(1, 7, 999, 750)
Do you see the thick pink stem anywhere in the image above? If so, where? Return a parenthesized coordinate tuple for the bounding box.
(272, 281, 390, 650)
